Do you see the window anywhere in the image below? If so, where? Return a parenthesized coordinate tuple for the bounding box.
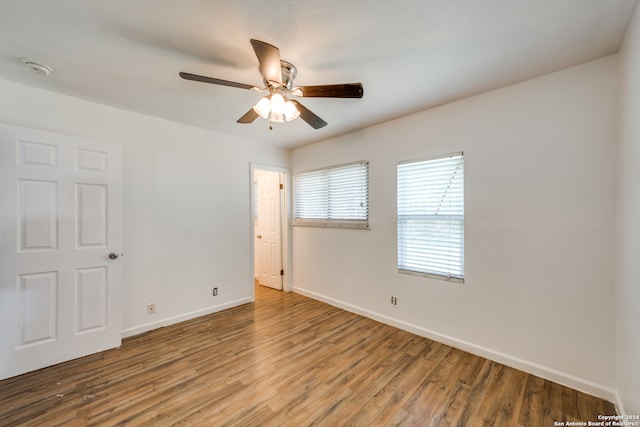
(293, 161, 369, 228)
(397, 153, 464, 282)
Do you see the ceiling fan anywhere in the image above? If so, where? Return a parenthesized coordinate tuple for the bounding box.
(179, 39, 364, 129)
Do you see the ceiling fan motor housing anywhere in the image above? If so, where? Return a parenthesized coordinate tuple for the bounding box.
(279, 60, 296, 89)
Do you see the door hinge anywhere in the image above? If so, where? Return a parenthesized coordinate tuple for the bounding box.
(279, 183, 283, 190)
(280, 269, 284, 276)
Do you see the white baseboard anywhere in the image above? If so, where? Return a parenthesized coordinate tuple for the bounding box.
(121, 297, 252, 339)
(293, 286, 618, 403)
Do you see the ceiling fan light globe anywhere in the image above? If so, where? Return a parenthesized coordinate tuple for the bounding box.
(253, 97, 271, 119)
(284, 101, 300, 121)
(285, 110, 300, 122)
(270, 93, 285, 114)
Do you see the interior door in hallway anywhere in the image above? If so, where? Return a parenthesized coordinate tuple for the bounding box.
(255, 169, 282, 290)
(0, 124, 122, 380)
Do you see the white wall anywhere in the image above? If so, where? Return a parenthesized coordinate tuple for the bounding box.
(0, 79, 290, 335)
(617, 3, 640, 415)
(291, 56, 618, 399)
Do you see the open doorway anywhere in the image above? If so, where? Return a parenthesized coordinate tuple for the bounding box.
(252, 165, 287, 292)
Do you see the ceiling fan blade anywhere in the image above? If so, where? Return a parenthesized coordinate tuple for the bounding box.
(179, 72, 255, 90)
(296, 83, 364, 98)
(290, 100, 328, 129)
(237, 108, 259, 124)
(250, 39, 282, 86)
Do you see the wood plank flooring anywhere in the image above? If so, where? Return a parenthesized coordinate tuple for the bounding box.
(0, 285, 616, 426)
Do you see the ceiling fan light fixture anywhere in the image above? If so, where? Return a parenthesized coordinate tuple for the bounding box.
(270, 93, 285, 114)
(253, 93, 300, 123)
(253, 96, 271, 119)
(284, 100, 300, 121)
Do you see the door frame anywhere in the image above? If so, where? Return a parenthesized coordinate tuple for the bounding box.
(250, 163, 290, 297)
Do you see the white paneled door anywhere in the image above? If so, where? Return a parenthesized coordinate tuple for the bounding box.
(256, 170, 282, 290)
(0, 124, 122, 380)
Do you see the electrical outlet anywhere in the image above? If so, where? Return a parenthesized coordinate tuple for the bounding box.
(212, 287, 218, 296)
(147, 303, 156, 315)
(391, 296, 398, 306)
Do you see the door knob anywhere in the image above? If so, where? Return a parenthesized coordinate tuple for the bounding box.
(257, 235, 262, 239)
(109, 252, 119, 260)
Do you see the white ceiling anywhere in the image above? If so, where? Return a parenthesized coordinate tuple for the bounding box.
(0, 0, 637, 149)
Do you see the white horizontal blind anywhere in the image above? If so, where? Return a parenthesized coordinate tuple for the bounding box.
(252, 179, 258, 221)
(293, 161, 369, 228)
(397, 153, 464, 281)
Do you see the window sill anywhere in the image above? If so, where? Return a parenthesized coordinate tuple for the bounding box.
(292, 220, 370, 230)
(398, 269, 464, 284)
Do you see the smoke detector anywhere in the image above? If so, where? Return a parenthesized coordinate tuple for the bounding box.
(21, 58, 52, 76)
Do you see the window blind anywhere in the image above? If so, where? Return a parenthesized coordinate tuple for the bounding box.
(252, 179, 259, 221)
(293, 161, 369, 228)
(397, 153, 464, 281)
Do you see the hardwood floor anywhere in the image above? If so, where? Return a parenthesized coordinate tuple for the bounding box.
(0, 285, 615, 426)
